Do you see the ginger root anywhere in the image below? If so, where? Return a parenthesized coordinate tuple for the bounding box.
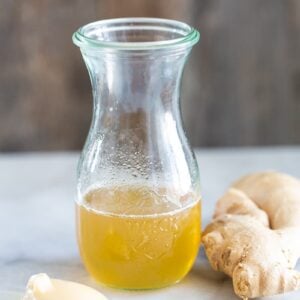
(202, 172, 300, 299)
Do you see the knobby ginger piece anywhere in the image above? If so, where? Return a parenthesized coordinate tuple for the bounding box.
(202, 172, 300, 299)
(22, 273, 108, 300)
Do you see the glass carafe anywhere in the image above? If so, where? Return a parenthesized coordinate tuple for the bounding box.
(73, 18, 201, 290)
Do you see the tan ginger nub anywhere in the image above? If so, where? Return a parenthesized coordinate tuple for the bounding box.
(202, 172, 300, 299)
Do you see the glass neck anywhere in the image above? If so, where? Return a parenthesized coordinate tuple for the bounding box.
(82, 50, 190, 124)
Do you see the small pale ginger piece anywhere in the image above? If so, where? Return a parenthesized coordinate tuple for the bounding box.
(22, 273, 108, 300)
(202, 172, 300, 299)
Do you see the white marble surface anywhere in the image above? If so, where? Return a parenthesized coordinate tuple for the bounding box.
(0, 147, 300, 299)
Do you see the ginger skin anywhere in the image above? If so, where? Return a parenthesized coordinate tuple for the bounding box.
(202, 172, 300, 299)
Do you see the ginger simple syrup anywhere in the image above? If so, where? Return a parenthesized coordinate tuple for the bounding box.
(77, 185, 201, 289)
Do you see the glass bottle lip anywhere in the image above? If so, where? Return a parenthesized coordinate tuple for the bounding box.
(72, 17, 200, 51)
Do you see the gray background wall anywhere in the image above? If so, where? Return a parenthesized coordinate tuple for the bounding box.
(1, 0, 300, 151)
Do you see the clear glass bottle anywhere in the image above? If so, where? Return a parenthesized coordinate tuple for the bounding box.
(73, 18, 201, 290)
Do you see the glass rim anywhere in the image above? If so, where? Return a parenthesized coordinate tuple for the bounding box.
(72, 17, 200, 51)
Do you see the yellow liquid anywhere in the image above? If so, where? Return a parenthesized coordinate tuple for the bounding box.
(76, 186, 201, 289)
